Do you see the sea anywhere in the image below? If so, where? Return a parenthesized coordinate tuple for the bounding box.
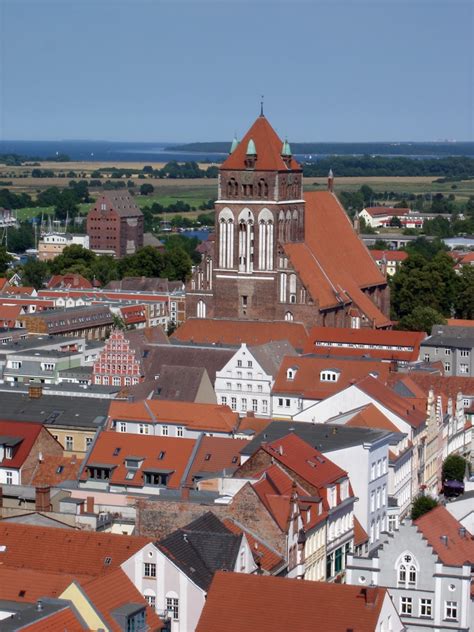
(2, 140, 474, 163)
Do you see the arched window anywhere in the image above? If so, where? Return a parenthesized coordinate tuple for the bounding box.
(143, 589, 156, 609)
(218, 208, 234, 268)
(257, 178, 269, 198)
(238, 209, 254, 273)
(197, 300, 206, 319)
(289, 273, 297, 303)
(285, 311, 294, 321)
(280, 273, 287, 302)
(258, 208, 273, 271)
(278, 211, 285, 241)
(396, 552, 418, 588)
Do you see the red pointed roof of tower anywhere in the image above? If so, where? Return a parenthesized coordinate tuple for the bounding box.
(221, 115, 301, 171)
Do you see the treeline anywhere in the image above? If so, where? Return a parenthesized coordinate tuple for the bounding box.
(93, 162, 219, 180)
(0, 182, 91, 221)
(166, 141, 474, 158)
(0, 153, 70, 166)
(18, 240, 196, 289)
(302, 156, 474, 178)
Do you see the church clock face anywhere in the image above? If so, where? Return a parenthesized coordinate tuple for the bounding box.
(288, 174, 296, 184)
(242, 172, 253, 184)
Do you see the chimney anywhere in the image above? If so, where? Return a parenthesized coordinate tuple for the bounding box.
(181, 486, 190, 501)
(35, 486, 51, 512)
(28, 385, 43, 399)
(364, 585, 377, 606)
(86, 496, 94, 514)
(327, 169, 334, 193)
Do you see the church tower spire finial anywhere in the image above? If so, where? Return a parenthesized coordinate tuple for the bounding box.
(260, 95, 264, 117)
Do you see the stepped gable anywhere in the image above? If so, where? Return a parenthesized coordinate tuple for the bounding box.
(221, 114, 300, 172)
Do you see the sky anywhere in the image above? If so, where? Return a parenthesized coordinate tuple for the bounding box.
(0, 0, 473, 142)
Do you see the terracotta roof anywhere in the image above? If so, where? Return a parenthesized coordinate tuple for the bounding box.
(305, 325, 425, 352)
(220, 115, 301, 172)
(363, 206, 411, 217)
(415, 505, 474, 566)
(273, 355, 389, 399)
(172, 318, 309, 350)
(196, 572, 390, 632)
(354, 516, 369, 547)
(0, 277, 9, 291)
(30, 455, 83, 487)
(304, 346, 415, 363)
(262, 434, 349, 489)
(0, 420, 43, 469)
(18, 606, 87, 631)
(77, 568, 163, 632)
(355, 376, 426, 428)
(237, 415, 273, 435)
(369, 250, 408, 262)
(408, 372, 474, 398)
(108, 399, 238, 433)
(447, 318, 474, 327)
(293, 192, 390, 327)
(344, 404, 401, 434)
(0, 523, 150, 577)
(0, 304, 22, 324)
(3, 286, 35, 295)
(185, 436, 248, 485)
(222, 518, 285, 573)
(0, 566, 80, 603)
(82, 431, 196, 489)
(47, 274, 93, 289)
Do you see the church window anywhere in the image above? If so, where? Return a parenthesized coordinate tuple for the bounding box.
(280, 273, 287, 302)
(285, 311, 294, 321)
(257, 178, 268, 198)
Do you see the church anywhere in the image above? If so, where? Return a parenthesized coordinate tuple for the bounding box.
(186, 112, 391, 330)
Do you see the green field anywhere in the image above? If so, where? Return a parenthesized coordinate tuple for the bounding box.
(135, 186, 216, 210)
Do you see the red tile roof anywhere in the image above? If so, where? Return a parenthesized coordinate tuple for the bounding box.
(172, 318, 309, 350)
(237, 415, 273, 435)
(0, 523, 150, 577)
(261, 434, 349, 490)
(108, 399, 238, 434)
(3, 286, 36, 295)
(78, 568, 163, 632)
(0, 420, 43, 469)
(415, 505, 474, 566)
(0, 566, 80, 603)
(222, 519, 285, 573)
(354, 516, 369, 547)
(355, 376, 426, 428)
(370, 250, 408, 262)
(47, 274, 93, 289)
(345, 404, 401, 434)
(273, 355, 389, 399)
(408, 372, 474, 399)
(82, 431, 196, 489)
(196, 572, 390, 632)
(447, 318, 474, 327)
(305, 325, 425, 355)
(30, 455, 83, 487)
(19, 606, 86, 631)
(185, 436, 248, 485)
(364, 206, 411, 217)
(220, 115, 301, 172)
(0, 277, 9, 291)
(296, 192, 390, 327)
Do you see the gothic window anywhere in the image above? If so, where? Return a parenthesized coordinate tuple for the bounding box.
(238, 209, 254, 272)
(285, 311, 294, 321)
(280, 273, 287, 302)
(258, 178, 268, 198)
(289, 273, 297, 303)
(227, 178, 238, 197)
(258, 208, 273, 271)
(396, 553, 418, 588)
(278, 211, 285, 241)
(197, 300, 206, 319)
(218, 208, 234, 268)
(292, 210, 298, 241)
(285, 210, 292, 242)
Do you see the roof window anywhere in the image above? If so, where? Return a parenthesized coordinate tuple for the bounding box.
(320, 370, 340, 382)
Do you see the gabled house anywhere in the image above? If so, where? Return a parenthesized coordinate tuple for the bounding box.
(196, 571, 404, 632)
(347, 506, 474, 631)
(271, 354, 389, 419)
(0, 420, 63, 486)
(215, 340, 297, 417)
(122, 512, 257, 632)
(236, 433, 355, 581)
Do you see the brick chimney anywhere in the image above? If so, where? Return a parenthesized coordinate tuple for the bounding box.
(364, 586, 377, 607)
(86, 496, 94, 514)
(28, 385, 43, 399)
(35, 486, 51, 512)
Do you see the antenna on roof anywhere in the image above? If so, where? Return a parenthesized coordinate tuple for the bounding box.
(260, 95, 264, 117)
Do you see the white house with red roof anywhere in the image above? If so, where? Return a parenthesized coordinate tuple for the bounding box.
(347, 506, 474, 631)
(359, 206, 423, 229)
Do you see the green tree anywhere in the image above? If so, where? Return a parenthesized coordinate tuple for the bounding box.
(442, 455, 469, 482)
(411, 494, 439, 520)
(118, 246, 164, 278)
(398, 306, 446, 333)
(454, 266, 474, 319)
(21, 259, 49, 289)
(162, 247, 192, 281)
(0, 246, 13, 274)
(389, 216, 402, 227)
(140, 183, 154, 196)
(49, 244, 96, 275)
(89, 256, 119, 286)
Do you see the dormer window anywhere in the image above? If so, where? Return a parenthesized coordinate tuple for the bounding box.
(5, 447, 13, 459)
(286, 367, 297, 380)
(320, 370, 340, 382)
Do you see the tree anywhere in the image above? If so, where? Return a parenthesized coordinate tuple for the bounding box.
(389, 216, 402, 228)
(21, 259, 49, 289)
(161, 247, 192, 281)
(411, 494, 439, 520)
(442, 455, 469, 482)
(398, 306, 446, 333)
(454, 265, 474, 320)
(49, 244, 96, 275)
(140, 183, 154, 196)
(0, 246, 13, 274)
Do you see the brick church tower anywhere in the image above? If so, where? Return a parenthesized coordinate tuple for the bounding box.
(187, 113, 391, 329)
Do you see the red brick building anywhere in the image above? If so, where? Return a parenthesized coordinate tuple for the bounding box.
(87, 190, 143, 258)
(92, 328, 143, 387)
(186, 113, 390, 329)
